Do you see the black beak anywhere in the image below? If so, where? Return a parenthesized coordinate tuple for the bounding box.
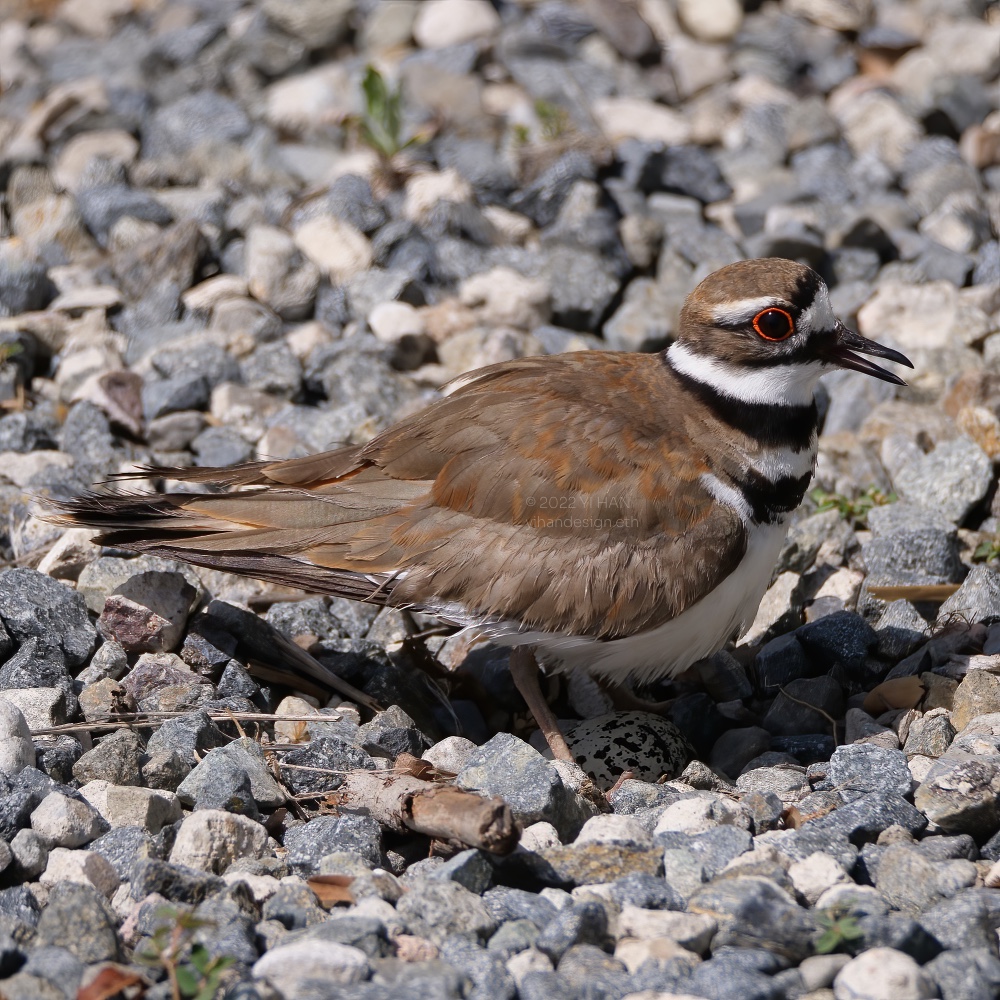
(818, 322, 914, 385)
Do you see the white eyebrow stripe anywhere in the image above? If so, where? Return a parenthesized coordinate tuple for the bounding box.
(666, 342, 826, 406)
(797, 284, 836, 334)
(712, 296, 786, 326)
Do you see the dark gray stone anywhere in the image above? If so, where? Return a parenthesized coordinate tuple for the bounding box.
(439, 934, 516, 1000)
(130, 858, 224, 903)
(556, 944, 631, 1000)
(482, 886, 556, 929)
(143, 91, 251, 158)
(279, 736, 376, 796)
(72, 728, 144, 786)
(33, 883, 119, 963)
(284, 814, 382, 873)
(939, 565, 1000, 624)
(90, 825, 158, 880)
(821, 744, 913, 801)
(145, 710, 229, 761)
(536, 901, 608, 961)
(608, 871, 684, 911)
(919, 890, 1000, 953)
(688, 877, 816, 962)
(761, 676, 844, 737)
(0, 568, 96, 667)
(141, 373, 210, 420)
(925, 947, 1000, 1000)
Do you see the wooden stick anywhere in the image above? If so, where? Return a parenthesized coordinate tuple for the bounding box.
(29, 711, 353, 737)
(326, 770, 519, 855)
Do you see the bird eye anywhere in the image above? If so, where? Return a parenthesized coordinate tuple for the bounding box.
(752, 307, 795, 341)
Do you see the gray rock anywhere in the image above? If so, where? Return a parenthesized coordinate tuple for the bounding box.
(175, 748, 259, 818)
(914, 753, 1000, 839)
(925, 948, 1000, 1000)
(537, 903, 609, 965)
(0, 569, 96, 668)
(191, 425, 254, 466)
(823, 744, 913, 800)
(72, 729, 144, 786)
(130, 857, 224, 903)
(143, 91, 251, 159)
(687, 877, 816, 962)
(284, 814, 382, 873)
(894, 437, 993, 525)
(709, 727, 772, 780)
(31, 790, 107, 847)
(396, 879, 497, 944)
(146, 710, 229, 762)
(279, 735, 376, 796)
(919, 890, 1000, 954)
(875, 600, 927, 661)
(141, 373, 210, 420)
(33, 883, 119, 962)
(938, 565, 1000, 624)
(761, 676, 844, 737)
(543, 246, 621, 332)
(358, 704, 430, 760)
(89, 825, 158, 880)
(803, 791, 927, 841)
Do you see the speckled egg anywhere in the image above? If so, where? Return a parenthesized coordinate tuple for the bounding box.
(560, 711, 694, 786)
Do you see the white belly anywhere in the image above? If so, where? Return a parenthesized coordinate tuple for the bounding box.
(491, 520, 790, 685)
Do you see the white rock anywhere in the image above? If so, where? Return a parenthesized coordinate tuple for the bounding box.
(617, 906, 716, 955)
(814, 568, 864, 607)
(421, 736, 477, 774)
(506, 947, 553, 984)
(182, 274, 249, 313)
(245, 225, 320, 322)
(834, 947, 936, 1000)
(169, 809, 269, 873)
(413, 0, 500, 48)
(615, 936, 698, 973)
(273, 695, 322, 744)
(518, 822, 561, 852)
(404, 169, 474, 222)
(0, 450, 74, 488)
(787, 0, 871, 31)
(36, 527, 101, 579)
(800, 953, 851, 991)
(40, 847, 119, 897)
(102, 786, 182, 834)
(253, 939, 369, 992)
(788, 852, 851, 906)
(459, 267, 551, 330)
(0, 701, 36, 777)
(830, 88, 920, 170)
(574, 815, 652, 848)
(52, 129, 139, 192)
(9, 828, 46, 881)
(31, 791, 107, 848)
(653, 798, 720, 836)
(0, 689, 64, 731)
(592, 97, 692, 145)
(265, 64, 356, 132)
(739, 571, 800, 646)
(676, 0, 742, 42)
(294, 216, 373, 283)
(368, 301, 426, 343)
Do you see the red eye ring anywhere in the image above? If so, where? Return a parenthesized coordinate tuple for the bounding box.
(752, 307, 795, 341)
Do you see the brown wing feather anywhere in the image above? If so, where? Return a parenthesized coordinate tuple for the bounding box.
(53, 352, 746, 638)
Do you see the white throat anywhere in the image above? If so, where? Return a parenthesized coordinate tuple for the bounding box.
(666, 341, 826, 407)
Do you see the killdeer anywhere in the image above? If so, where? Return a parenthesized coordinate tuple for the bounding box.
(54, 258, 912, 762)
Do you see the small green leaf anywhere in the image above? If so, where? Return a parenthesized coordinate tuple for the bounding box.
(175, 965, 201, 996)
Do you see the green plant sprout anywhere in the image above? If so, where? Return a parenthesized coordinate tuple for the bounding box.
(813, 907, 865, 954)
(137, 905, 236, 1000)
(358, 64, 422, 162)
(974, 536, 1000, 563)
(533, 98, 570, 140)
(809, 485, 896, 527)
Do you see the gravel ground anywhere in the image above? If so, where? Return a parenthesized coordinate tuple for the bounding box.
(0, 0, 998, 998)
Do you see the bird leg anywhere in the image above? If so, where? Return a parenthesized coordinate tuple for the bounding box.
(509, 646, 575, 763)
(603, 682, 675, 715)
